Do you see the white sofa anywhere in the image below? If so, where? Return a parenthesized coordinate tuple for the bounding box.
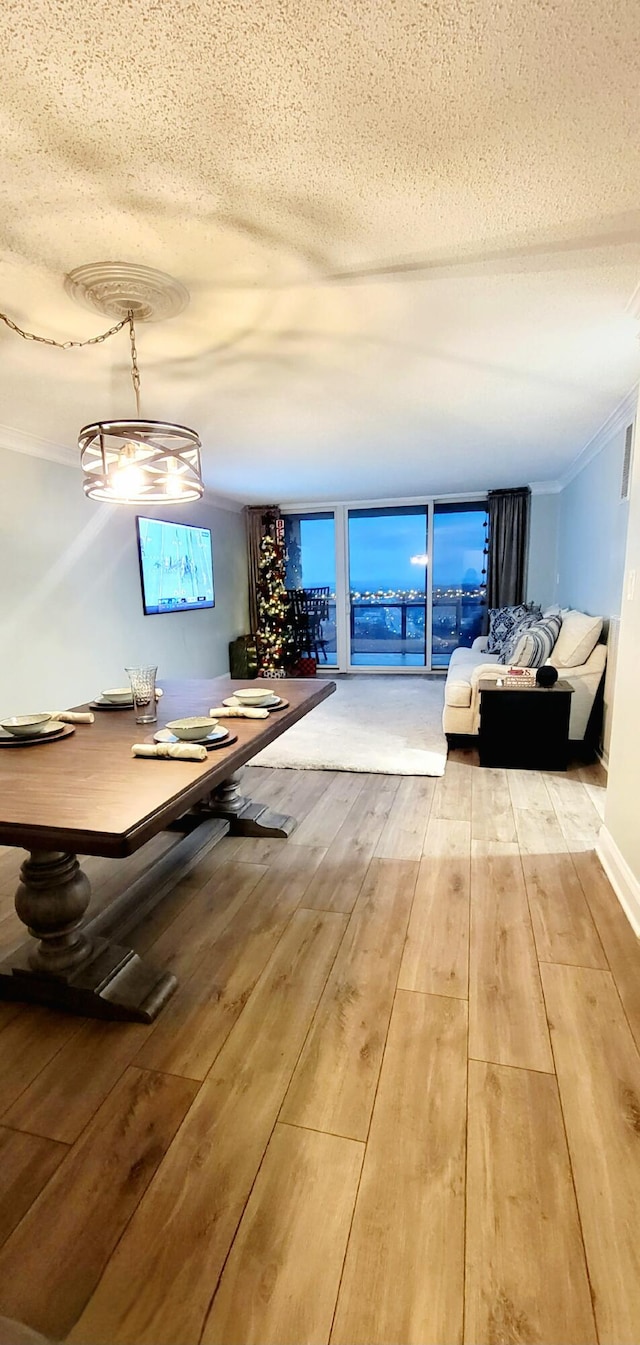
(443, 635, 607, 741)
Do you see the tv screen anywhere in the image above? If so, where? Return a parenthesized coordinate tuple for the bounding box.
(136, 516, 215, 615)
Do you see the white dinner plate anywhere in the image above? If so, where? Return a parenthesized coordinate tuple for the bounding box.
(0, 720, 71, 745)
(92, 694, 134, 708)
(154, 726, 230, 747)
(223, 695, 285, 709)
(0, 719, 66, 741)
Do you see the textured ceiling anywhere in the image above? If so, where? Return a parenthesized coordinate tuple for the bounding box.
(1, 0, 639, 502)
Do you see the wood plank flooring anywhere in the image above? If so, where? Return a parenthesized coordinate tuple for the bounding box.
(465, 1060, 596, 1345)
(0, 749, 638, 1344)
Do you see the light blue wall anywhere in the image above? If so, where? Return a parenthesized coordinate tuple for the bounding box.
(526, 414, 634, 621)
(0, 446, 248, 712)
(557, 423, 631, 618)
(527, 492, 559, 610)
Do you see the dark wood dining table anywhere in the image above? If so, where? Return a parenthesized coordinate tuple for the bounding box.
(0, 676, 334, 1022)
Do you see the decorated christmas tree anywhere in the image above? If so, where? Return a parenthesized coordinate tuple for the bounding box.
(256, 519, 295, 676)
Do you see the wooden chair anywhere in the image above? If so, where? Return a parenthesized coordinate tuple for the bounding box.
(287, 588, 330, 662)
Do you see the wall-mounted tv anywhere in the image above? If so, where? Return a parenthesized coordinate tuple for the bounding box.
(136, 516, 215, 616)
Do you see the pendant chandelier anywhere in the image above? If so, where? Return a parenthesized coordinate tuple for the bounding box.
(1, 262, 204, 505)
(79, 312, 203, 503)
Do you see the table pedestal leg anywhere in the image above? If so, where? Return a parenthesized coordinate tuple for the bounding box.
(0, 850, 177, 1022)
(202, 768, 297, 838)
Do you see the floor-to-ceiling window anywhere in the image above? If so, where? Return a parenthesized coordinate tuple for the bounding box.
(284, 512, 337, 664)
(282, 498, 486, 672)
(431, 502, 487, 667)
(348, 506, 428, 666)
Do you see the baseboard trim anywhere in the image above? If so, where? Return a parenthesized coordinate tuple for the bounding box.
(596, 826, 640, 938)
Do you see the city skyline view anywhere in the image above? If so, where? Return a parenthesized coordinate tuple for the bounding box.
(296, 507, 486, 591)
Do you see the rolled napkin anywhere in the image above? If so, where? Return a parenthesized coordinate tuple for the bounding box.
(155, 688, 164, 698)
(49, 710, 95, 725)
(131, 742, 207, 761)
(209, 706, 269, 719)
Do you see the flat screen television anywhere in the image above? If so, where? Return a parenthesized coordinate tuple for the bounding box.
(136, 516, 215, 616)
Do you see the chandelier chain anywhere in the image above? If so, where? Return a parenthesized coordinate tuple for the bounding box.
(128, 312, 142, 417)
(0, 309, 129, 349)
(0, 303, 143, 417)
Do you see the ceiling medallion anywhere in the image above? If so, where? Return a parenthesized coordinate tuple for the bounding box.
(64, 261, 190, 323)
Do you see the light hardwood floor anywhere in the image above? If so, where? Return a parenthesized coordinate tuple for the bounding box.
(0, 748, 639, 1344)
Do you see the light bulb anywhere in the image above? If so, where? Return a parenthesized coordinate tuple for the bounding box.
(110, 441, 147, 500)
(111, 463, 146, 499)
(165, 465, 184, 495)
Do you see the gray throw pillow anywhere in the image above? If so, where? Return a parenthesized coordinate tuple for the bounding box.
(486, 604, 541, 656)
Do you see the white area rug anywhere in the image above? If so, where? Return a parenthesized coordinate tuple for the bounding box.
(252, 676, 448, 775)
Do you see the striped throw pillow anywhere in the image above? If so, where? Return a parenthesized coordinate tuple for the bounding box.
(504, 614, 562, 668)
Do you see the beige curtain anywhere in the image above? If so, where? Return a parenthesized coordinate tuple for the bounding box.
(245, 505, 280, 632)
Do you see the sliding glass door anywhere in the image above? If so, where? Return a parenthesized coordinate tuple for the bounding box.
(348, 506, 428, 667)
(431, 502, 487, 667)
(282, 498, 486, 672)
(284, 512, 337, 665)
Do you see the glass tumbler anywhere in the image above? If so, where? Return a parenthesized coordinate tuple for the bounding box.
(125, 665, 158, 724)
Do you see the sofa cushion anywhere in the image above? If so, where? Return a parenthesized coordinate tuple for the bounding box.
(445, 676, 473, 708)
(486, 604, 540, 655)
(504, 613, 562, 667)
(552, 610, 603, 668)
(448, 646, 486, 671)
(445, 648, 499, 707)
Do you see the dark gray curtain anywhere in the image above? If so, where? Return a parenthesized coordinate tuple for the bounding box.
(487, 487, 530, 608)
(245, 505, 280, 632)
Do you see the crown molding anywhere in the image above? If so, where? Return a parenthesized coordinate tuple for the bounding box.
(0, 421, 77, 469)
(282, 489, 489, 512)
(2, 380, 638, 513)
(529, 480, 563, 495)
(557, 382, 639, 490)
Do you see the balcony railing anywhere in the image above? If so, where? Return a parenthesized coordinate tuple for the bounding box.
(350, 595, 485, 665)
(303, 594, 486, 667)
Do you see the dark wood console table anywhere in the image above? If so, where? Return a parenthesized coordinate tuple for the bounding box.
(478, 677, 573, 770)
(0, 677, 334, 1022)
